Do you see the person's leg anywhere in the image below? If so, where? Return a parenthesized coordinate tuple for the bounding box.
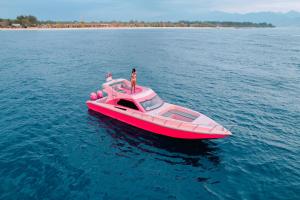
(133, 81, 136, 93)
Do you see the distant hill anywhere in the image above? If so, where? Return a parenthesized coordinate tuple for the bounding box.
(197, 11, 300, 27)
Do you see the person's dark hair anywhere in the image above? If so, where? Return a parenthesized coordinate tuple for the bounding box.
(132, 68, 136, 73)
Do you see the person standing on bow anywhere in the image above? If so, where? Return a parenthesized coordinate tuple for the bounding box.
(131, 68, 137, 94)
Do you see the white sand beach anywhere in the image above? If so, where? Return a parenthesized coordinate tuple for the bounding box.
(0, 26, 226, 31)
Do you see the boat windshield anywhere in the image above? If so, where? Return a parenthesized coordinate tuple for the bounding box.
(140, 95, 164, 111)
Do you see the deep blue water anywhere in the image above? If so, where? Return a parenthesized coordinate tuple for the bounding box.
(0, 28, 299, 199)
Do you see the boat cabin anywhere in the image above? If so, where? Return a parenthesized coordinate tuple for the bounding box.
(101, 79, 164, 112)
(99, 78, 201, 124)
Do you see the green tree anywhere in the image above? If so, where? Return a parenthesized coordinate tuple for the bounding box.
(16, 15, 38, 27)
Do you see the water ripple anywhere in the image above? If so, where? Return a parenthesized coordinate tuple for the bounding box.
(0, 28, 299, 199)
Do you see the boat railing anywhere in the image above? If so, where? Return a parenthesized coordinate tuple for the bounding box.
(129, 110, 234, 134)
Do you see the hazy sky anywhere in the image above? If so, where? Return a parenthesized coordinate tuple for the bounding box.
(1, 0, 299, 20)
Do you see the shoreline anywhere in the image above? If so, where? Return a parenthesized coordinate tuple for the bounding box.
(0, 26, 273, 31)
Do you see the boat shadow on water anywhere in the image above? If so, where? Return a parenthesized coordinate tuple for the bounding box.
(88, 110, 221, 168)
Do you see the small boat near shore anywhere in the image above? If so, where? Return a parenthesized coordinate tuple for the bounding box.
(86, 74, 232, 139)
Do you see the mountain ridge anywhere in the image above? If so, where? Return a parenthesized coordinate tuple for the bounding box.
(197, 11, 300, 26)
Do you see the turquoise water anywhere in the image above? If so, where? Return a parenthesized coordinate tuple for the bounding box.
(0, 28, 299, 199)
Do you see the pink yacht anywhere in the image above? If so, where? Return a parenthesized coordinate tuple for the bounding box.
(87, 74, 231, 139)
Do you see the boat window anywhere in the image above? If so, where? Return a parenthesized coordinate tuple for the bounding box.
(140, 95, 164, 111)
(117, 99, 139, 110)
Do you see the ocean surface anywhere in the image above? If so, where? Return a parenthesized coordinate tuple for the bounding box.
(0, 27, 299, 200)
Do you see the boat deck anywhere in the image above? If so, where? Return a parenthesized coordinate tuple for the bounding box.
(109, 81, 144, 95)
(161, 109, 199, 122)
